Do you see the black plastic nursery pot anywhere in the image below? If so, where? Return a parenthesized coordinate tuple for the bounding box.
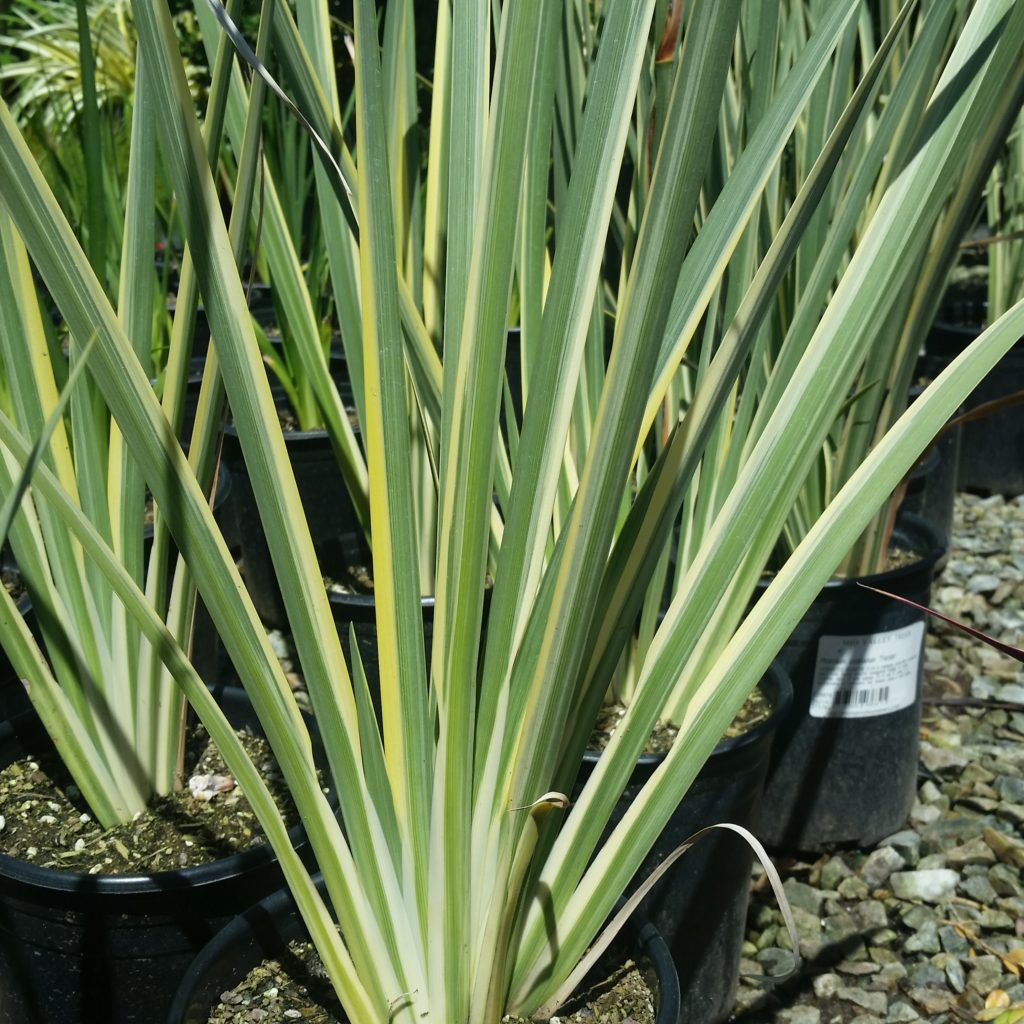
(143, 461, 233, 686)
(166, 875, 682, 1024)
(328, 589, 435, 712)
(753, 514, 944, 852)
(574, 664, 791, 1024)
(898, 384, 961, 565)
(0, 593, 32, 722)
(922, 314, 1024, 496)
(0, 687, 316, 1024)
(219, 353, 367, 629)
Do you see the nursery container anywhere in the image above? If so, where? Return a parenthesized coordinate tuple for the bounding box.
(574, 665, 791, 1024)
(753, 514, 944, 851)
(0, 689, 319, 1024)
(219, 352, 366, 628)
(167, 875, 682, 1024)
(922, 288, 1024, 495)
(0, 549, 33, 721)
(898, 383, 961, 564)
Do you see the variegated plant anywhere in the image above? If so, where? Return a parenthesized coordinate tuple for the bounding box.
(2, 2, 1024, 1023)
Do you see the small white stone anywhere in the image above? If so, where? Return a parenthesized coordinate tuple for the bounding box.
(25, 846, 37, 857)
(38, 815, 56, 825)
(267, 630, 290, 658)
(0, 815, 5, 831)
(74, 838, 85, 852)
(189, 774, 235, 802)
(890, 869, 959, 903)
(79, 813, 90, 823)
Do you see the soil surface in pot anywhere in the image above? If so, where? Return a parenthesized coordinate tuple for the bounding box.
(205, 938, 657, 1024)
(592, 685, 772, 756)
(323, 566, 375, 595)
(0, 721, 303, 873)
(1, 568, 24, 602)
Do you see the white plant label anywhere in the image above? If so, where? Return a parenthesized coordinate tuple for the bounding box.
(809, 621, 925, 719)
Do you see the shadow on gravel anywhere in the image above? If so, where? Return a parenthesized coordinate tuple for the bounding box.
(730, 931, 875, 1024)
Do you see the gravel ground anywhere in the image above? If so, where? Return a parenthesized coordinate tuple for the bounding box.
(733, 493, 1024, 1024)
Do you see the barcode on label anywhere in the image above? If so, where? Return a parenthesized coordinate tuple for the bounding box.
(830, 686, 891, 708)
(810, 622, 924, 719)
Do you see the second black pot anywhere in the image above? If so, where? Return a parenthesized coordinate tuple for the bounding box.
(167, 874, 681, 1024)
(574, 664, 791, 1024)
(220, 349, 368, 629)
(0, 580, 33, 722)
(753, 514, 944, 852)
(923, 315, 1024, 496)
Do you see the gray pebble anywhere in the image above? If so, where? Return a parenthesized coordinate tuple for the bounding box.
(996, 896, 1024, 916)
(968, 573, 1002, 593)
(886, 1000, 919, 1021)
(823, 910, 862, 946)
(937, 925, 969, 955)
(812, 973, 841, 999)
(997, 803, 1024, 828)
(778, 1008, 821, 1024)
(874, 963, 908, 990)
(821, 855, 853, 891)
(972, 676, 998, 699)
(966, 955, 1006, 994)
(906, 963, 947, 989)
(787, 907, 824, 960)
(919, 745, 969, 774)
(860, 847, 907, 889)
(837, 961, 881, 977)
(854, 900, 890, 931)
(946, 836, 997, 868)
(837, 987, 888, 1015)
(989, 862, 1023, 896)
(906, 988, 958, 1015)
(783, 878, 824, 916)
(932, 953, 966, 993)
(870, 948, 901, 965)
(963, 763, 997, 785)
(838, 876, 870, 900)
(997, 776, 1024, 804)
(978, 908, 1015, 929)
(901, 906, 938, 930)
(903, 921, 940, 955)
(910, 803, 943, 826)
(738, 957, 760, 977)
(959, 874, 999, 903)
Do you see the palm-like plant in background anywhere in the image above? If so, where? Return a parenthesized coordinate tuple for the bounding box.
(2, 4, 1024, 1024)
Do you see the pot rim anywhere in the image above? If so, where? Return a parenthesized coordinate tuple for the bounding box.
(166, 873, 682, 1024)
(595, 660, 792, 770)
(0, 686, 314, 896)
(757, 512, 945, 597)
